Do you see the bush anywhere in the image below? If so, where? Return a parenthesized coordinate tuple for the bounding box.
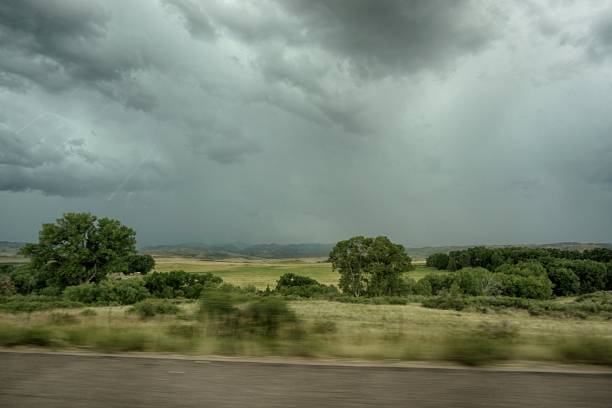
(0, 274, 16, 296)
(547, 267, 580, 296)
(0, 295, 83, 313)
(555, 337, 612, 366)
(129, 299, 180, 318)
(144, 271, 223, 299)
(126, 254, 155, 274)
(312, 320, 337, 334)
(243, 297, 298, 338)
(93, 330, 148, 352)
(65, 279, 149, 305)
(495, 261, 547, 277)
(419, 274, 454, 295)
(276, 273, 320, 289)
(9, 267, 38, 295)
(454, 268, 500, 296)
(426, 253, 449, 269)
(413, 278, 432, 296)
(563, 260, 608, 294)
(495, 274, 553, 299)
(422, 287, 465, 311)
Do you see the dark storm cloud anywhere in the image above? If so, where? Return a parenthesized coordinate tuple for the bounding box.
(277, 0, 497, 79)
(0, 121, 163, 197)
(1, 0, 612, 246)
(0, 0, 151, 92)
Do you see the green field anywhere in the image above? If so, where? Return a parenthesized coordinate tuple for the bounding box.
(154, 257, 436, 289)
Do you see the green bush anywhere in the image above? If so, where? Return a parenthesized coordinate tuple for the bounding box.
(422, 287, 465, 311)
(48, 312, 79, 325)
(0, 295, 83, 313)
(93, 330, 148, 352)
(312, 320, 337, 334)
(564, 260, 608, 294)
(243, 297, 298, 338)
(555, 337, 612, 366)
(547, 267, 580, 296)
(125, 254, 155, 274)
(129, 299, 180, 318)
(9, 267, 39, 295)
(495, 274, 553, 299)
(426, 253, 449, 269)
(495, 261, 547, 277)
(64, 279, 149, 305)
(413, 278, 432, 296)
(144, 271, 223, 299)
(276, 273, 320, 289)
(454, 268, 500, 296)
(419, 274, 454, 295)
(0, 274, 16, 296)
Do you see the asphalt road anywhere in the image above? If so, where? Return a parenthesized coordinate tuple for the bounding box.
(1, 352, 611, 408)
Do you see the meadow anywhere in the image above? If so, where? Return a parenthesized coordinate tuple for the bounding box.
(2, 256, 611, 366)
(154, 256, 433, 289)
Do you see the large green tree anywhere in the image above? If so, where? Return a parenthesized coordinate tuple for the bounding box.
(329, 236, 412, 297)
(20, 213, 137, 288)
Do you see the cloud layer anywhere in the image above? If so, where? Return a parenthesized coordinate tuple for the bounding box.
(1, 0, 612, 246)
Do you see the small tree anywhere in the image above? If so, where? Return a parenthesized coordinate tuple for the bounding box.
(20, 213, 137, 288)
(329, 236, 412, 297)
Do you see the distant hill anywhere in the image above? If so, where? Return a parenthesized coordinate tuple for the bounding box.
(143, 241, 612, 260)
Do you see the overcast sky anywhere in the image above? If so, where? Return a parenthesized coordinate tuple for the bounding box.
(1, 0, 612, 247)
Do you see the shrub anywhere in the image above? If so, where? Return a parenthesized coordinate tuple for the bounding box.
(243, 297, 298, 338)
(454, 267, 500, 296)
(0, 295, 83, 313)
(97, 279, 149, 304)
(64, 279, 149, 305)
(564, 260, 608, 294)
(419, 274, 454, 295)
(413, 278, 432, 296)
(426, 253, 449, 269)
(125, 254, 155, 274)
(129, 299, 180, 318)
(555, 337, 612, 366)
(0, 274, 16, 296)
(495, 274, 553, 299)
(276, 273, 320, 289)
(80, 309, 97, 316)
(422, 286, 465, 311)
(9, 267, 39, 295)
(547, 267, 580, 296)
(312, 320, 337, 334)
(495, 261, 547, 277)
(144, 271, 223, 299)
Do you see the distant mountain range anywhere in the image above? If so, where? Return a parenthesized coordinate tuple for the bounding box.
(142, 241, 612, 260)
(2, 240, 611, 261)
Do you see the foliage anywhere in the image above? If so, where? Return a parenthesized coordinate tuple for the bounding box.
(494, 273, 553, 299)
(0, 274, 16, 296)
(243, 297, 298, 337)
(422, 287, 465, 311)
(557, 260, 607, 294)
(495, 260, 547, 277)
(0, 326, 55, 347)
(453, 267, 501, 296)
(129, 299, 180, 318)
(144, 271, 223, 299)
(547, 267, 580, 296)
(0, 295, 83, 313)
(418, 274, 454, 295)
(276, 273, 320, 289)
(329, 236, 412, 297)
(425, 253, 449, 269)
(9, 266, 39, 295)
(64, 279, 149, 305)
(125, 254, 155, 274)
(20, 213, 137, 288)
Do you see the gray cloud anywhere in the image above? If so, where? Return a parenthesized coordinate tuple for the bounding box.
(1, 0, 612, 246)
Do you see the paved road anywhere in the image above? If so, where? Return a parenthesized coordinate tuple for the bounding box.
(1, 352, 611, 408)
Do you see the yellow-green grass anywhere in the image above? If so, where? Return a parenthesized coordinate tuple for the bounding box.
(154, 257, 441, 289)
(2, 298, 611, 363)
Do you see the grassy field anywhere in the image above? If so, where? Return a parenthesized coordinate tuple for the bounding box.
(1, 299, 611, 363)
(154, 256, 435, 289)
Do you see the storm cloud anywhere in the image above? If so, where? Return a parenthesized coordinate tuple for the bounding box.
(1, 0, 611, 247)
